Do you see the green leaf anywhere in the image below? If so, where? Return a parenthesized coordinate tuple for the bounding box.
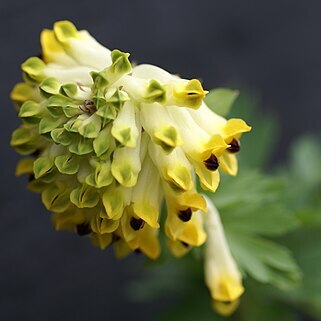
(230, 90, 279, 169)
(204, 88, 239, 116)
(221, 203, 299, 237)
(226, 231, 301, 290)
(289, 135, 321, 186)
(280, 228, 321, 319)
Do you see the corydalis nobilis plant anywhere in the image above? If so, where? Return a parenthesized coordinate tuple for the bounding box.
(10, 21, 251, 310)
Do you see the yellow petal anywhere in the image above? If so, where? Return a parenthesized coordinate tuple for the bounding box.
(91, 232, 113, 250)
(128, 224, 161, 260)
(212, 299, 240, 317)
(173, 79, 208, 109)
(102, 187, 124, 220)
(113, 238, 132, 259)
(193, 160, 220, 192)
(219, 152, 238, 176)
(167, 239, 191, 257)
(15, 158, 34, 176)
(223, 118, 251, 142)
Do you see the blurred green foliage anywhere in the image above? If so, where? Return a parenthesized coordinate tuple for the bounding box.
(127, 89, 321, 321)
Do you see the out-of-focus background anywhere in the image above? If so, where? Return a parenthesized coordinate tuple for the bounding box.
(0, 1, 320, 320)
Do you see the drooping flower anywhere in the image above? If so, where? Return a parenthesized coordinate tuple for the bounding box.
(11, 21, 250, 270)
(204, 196, 244, 315)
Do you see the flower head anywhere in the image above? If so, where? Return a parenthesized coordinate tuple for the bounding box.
(11, 21, 251, 263)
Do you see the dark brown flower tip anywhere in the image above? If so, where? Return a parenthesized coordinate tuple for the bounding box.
(203, 154, 219, 171)
(130, 217, 145, 231)
(76, 222, 91, 236)
(227, 138, 240, 153)
(181, 241, 190, 248)
(178, 208, 192, 222)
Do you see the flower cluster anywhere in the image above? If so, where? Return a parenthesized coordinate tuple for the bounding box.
(11, 21, 251, 309)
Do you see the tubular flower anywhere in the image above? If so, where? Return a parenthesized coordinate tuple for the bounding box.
(204, 196, 244, 315)
(10, 20, 251, 262)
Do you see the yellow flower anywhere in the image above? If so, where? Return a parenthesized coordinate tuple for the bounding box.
(204, 196, 244, 312)
(11, 20, 250, 266)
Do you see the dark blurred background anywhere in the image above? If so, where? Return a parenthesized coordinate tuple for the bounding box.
(0, 1, 320, 320)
